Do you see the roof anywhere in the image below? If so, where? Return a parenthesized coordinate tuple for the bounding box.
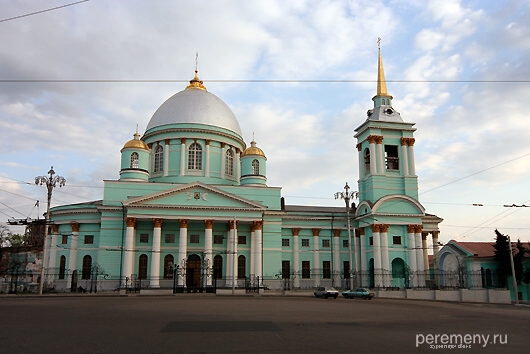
(451, 241, 530, 258)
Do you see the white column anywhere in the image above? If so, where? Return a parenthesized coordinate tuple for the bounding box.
(359, 229, 366, 286)
(179, 138, 186, 176)
(380, 225, 390, 287)
(407, 225, 418, 287)
(233, 221, 239, 286)
(220, 143, 226, 179)
(205, 140, 210, 177)
(149, 218, 162, 288)
(164, 139, 169, 176)
(293, 229, 300, 288)
(408, 140, 416, 175)
(254, 221, 263, 285)
(250, 228, 256, 279)
(432, 231, 440, 255)
(372, 225, 382, 287)
(235, 150, 241, 181)
(177, 219, 188, 287)
(369, 138, 377, 174)
(415, 226, 425, 287)
(47, 225, 59, 282)
(354, 232, 360, 273)
(122, 217, 136, 283)
(312, 229, 321, 287)
(401, 139, 409, 176)
(226, 221, 234, 287)
(375, 137, 384, 173)
(422, 232, 429, 273)
(204, 220, 214, 287)
(357, 144, 363, 176)
(67, 222, 79, 289)
(333, 230, 341, 288)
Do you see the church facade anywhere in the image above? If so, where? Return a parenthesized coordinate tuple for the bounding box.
(45, 51, 442, 292)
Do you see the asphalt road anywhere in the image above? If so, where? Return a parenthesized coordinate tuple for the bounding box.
(0, 294, 528, 354)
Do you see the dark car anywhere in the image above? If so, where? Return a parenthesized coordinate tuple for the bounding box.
(342, 288, 374, 300)
(314, 286, 339, 299)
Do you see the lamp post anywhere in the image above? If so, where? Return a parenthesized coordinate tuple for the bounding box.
(35, 166, 66, 295)
(335, 182, 358, 288)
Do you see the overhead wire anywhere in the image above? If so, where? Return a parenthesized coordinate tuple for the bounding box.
(0, 0, 90, 23)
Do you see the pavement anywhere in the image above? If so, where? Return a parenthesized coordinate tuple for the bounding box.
(0, 295, 528, 354)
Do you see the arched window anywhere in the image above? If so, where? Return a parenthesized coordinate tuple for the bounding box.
(81, 255, 92, 280)
(214, 255, 223, 279)
(130, 152, 139, 169)
(225, 149, 234, 176)
(238, 255, 246, 279)
(138, 254, 148, 279)
(364, 148, 371, 173)
(59, 255, 66, 279)
(252, 159, 259, 175)
(188, 143, 202, 170)
(154, 145, 163, 172)
(164, 254, 174, 279)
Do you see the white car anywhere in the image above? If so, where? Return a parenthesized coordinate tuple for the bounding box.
(314, 286, 339, 299)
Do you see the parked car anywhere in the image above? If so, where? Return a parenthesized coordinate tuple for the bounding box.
(314, 287, 339, 299)
(342, 288, 374, 300)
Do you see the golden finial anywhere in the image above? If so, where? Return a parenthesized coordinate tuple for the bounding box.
(376, 38, 391, 98)
(186, 52, 207, 91)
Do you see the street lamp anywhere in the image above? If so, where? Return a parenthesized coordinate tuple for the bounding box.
(335, 182, 358, 288)
(35, 166, 66, 295)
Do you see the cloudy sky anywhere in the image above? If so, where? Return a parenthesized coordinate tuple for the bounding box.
(1, 0, 529, 247)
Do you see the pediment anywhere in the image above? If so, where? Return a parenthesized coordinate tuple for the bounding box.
(122, 182, 266, 211)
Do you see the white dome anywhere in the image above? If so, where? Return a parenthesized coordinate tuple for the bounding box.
(145, 88, 242, 136)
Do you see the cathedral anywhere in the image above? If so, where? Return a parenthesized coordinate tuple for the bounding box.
(45, 49, 442, 293)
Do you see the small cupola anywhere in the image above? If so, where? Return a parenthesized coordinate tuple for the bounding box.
(240, 137, 267, 186)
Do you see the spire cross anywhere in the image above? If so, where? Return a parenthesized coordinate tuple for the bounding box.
(195, 52, 199, 73)
(377, 37, 381, 49)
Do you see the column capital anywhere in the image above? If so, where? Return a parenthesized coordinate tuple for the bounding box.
(422, 233, 428, 240)
(407, 225, 416, 233)
(228, 220, 239, 230)
(152, 218, 163, 228)
(70, 222, 80, 233)
(414, 225, 423, 233)
(356, 143, 362, 151)
(370, 224, 381, 233)
(126, 217, 137, 228)
(380, 224, 389, 233)
(356, 227, 365, 236)
(204, 219, 215, 229)
(205, 139, 211, 146)
(221, 142, 226, 148)
(147, 143, 152, 149)
(312, 228, 321, 236)
(164, 138, 170, 145)
(50, 224, 59, 234)
(180, 138, 186, 144)
(292, 228, 301, 236)
(254, 220, 263, 231)
(400, 137, 408, 146)
(333, 229, 341, 237)
(375, 135, 384, 144)
(368, 135, 377, 144)
(407, 138, 415, 146)
(432, 231, 440, 237)
(179, 219, 189, 228)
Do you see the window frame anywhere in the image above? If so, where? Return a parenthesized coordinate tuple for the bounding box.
(188, 142, 203, 170)
(154, 144, 163, 173)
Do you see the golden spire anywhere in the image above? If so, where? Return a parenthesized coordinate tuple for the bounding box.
(186, 52, 207, 91)
(376, 37, 389, 97)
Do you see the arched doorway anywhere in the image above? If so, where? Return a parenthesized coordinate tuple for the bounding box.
(368, 258, 374, 288)
(391, 257, 407, 288)
(186, 254, 201, 291)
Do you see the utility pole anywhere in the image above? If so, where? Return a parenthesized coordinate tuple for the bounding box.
(507, 235, 519, 305)
(335, 182, 358, 289)
(35, 166, 66, 295)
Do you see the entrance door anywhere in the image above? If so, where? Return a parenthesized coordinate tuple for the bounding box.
(186, 254, 201, 291)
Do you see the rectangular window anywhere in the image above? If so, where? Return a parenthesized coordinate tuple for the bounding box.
(385, 145, 399, 170)
(61, 235, 68, 244)
(84, 235, 94, 244)
(369, 237, 373, 246)
(190, 234, 199, 244)
(323, 261, 331, 279)
(393, 236, 402, 245)
(165, 234, 175, 243)
(344, 261, 350, 279)
(238, 235, 246, 245)
(343, 239, 349, 248)
(140, 234, 149, 243)
(282, 260, 290, 279)
(214, 235, 224, 244)
(302, 261, 311, 279)
(301, 239, 310, 247)
(322, 239, 330, 248)
(282, 238, 290, 247)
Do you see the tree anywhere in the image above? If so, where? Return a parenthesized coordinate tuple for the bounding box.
(493, 229, 511, 287)
(514, 239, 528, 285)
